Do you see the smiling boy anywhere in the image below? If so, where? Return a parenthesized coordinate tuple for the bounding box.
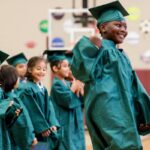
(71, 1, 150, 150)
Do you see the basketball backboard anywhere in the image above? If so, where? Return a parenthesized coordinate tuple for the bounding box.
(48, 8, 96, 50)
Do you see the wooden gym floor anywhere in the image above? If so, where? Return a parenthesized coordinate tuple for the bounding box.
(85, 131, 150, 150)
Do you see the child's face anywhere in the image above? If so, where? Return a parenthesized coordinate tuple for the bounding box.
(100, 20, 127, 44)
(15, 63, 27, 78)
(55, 60, 70, 78)
(29, 61, 47, 83)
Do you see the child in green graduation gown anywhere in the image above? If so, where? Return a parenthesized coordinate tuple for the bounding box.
(0, 50, 9, 100)
(0, 65, 37, 150)
(7, 53, 28, 96)
(0, 50, 15, 150)
(71, 1, 150, 150)
(0, 98, 20, 150)
(20, 56, 60, 150)
(43, 50, 85, 150)
(0, 50, 28, 150)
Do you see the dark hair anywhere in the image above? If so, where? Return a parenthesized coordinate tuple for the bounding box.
(0, 65, 18, 92)
(26, 56, 47, 81)
(50, 60, 63, 73)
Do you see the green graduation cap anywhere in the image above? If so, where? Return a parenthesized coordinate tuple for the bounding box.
(89, 0, 129, 26)
(0, 51, 9, 65)
(65, 51, 73, 64)
(7, 53, 27, 66)
(43, 50, 67, 62)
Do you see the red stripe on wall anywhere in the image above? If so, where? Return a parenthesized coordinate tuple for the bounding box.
(135, 70, 150, 95)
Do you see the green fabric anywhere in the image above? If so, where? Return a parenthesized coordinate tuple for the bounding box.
(43, 50, 67, 62)
(71, 37, 148, 150)
(0, 50, 9, 64)
(11, 59, 27, 66)
(14, 79, 27, 97)
(0, 64, 11, 150)
(6, 53, 27, 66)
(71, 36, 99, 82)
(89, 1, 129, 26)
(0, 88, 4, 99)
(20, 81, 60, 149)
(0, 99, 11, 150)
(0, 100, 11, 118)
(0, 119, 11, 150)
(50, 77, 85, 150)
(5, 102, 22, 128)
(65, 52, 73, 64)
(97, 9, 125, 25)
(5, 92, 35, 150)
(0, 88, 21, 127)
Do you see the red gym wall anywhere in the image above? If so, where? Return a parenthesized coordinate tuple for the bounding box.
(136, 70, 150, 95)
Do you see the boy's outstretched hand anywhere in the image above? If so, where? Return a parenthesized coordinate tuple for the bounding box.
(89, 35, 102, 49)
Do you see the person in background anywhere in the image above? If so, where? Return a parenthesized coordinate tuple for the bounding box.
(0, 51, 24, 150)
(0, 50, 10, 99)
(71, 1, 150, 149)
(43, 50, 85, 150)
(0, 64, 37, 150)
(0, 50, 16, 150)
(7, 53, 28, 96)
(20, 56, 60, 150)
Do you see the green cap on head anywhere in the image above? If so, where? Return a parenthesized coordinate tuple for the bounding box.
(0, 51, 9, 65)
(89, 0, 129, 26)
(7, 53, 27, 66)
(43, 50, 67, 62)
(65, 51, 73, 64)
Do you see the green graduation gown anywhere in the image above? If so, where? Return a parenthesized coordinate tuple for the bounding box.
(20, 81, 60, 150)
(71, 36, 150, 150)
(14, 78, 27, 97)
(50, 77, 85, 150)
(4, 91, 35, 150)
(0, 88, 20, 150)
(0, 96, 12, 150)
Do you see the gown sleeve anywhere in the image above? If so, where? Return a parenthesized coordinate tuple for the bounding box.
(71, 36, 99, 82)
(9, 99, 35, 150)
(51, 80, 82, 109)
(0, 100, 11, 118)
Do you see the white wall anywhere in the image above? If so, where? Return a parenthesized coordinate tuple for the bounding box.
(0, 0, 150, 89)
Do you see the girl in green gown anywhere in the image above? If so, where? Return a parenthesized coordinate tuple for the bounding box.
(20, 56, 60, 150)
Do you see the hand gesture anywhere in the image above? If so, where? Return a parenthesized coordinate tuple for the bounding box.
(89, 35, 102, 48)
(41, 129, 51, 137)
(50, 126, 57, 132)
